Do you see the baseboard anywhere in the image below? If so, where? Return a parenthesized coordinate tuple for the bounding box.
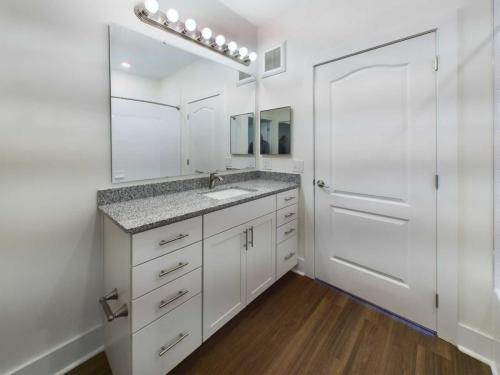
(294, 257, 310, 278)
(458, 323, 499, 375)
(9, 324, 104, 375)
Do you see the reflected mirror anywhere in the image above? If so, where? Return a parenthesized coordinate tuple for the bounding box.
(230, 113, 254, 155)
(260, 107, 292, 155)
(109, 24, 256, 183)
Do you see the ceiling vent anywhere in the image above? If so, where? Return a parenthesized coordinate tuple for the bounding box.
(262, 42, 286, 78)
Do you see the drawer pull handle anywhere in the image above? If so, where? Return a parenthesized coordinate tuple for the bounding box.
(159, 289, 189, 309)
(99, 288, 128, 322)
(284, 196, 296, 202)
(249, 226, 254, 248)
(284, 212, 296, 218)
(158, 331, 190, 357)
(284, 252, 296, 261)
(158, 262, 189, 278)
(159, 234, 189, 246)
(285, 228, 296, 235)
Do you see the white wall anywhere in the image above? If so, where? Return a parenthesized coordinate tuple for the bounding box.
(0, 0, 256, 373)
(257, 0, 494, 350)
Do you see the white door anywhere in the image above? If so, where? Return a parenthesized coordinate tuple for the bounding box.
(203, 224, 247, 340)
(314, 33, 437, 330)
(187, 94, 225, 173)
(246, 213, 276, 303)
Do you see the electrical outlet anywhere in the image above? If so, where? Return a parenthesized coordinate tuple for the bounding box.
(247, 158, 256, 168)
(293, 160, 304, 173)
(263, 158, 272, 170)
(225, 158, 232, 168)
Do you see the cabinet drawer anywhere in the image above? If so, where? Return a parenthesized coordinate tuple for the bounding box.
(277, 188, 298, 210)
(132, 269, 201, 332)
(132, 217, 202, 266)
(277, 236, 298, 279)
(277, 204, 298, 227)
(204, 195, 276, 238)
(132, 294, 202, 375)
(132, 242, 202, 299)
(277, 219, 297, 244)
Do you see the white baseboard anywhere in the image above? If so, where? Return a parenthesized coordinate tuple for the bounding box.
(9, 324, 104, 375)
(458, 323, 499, 375)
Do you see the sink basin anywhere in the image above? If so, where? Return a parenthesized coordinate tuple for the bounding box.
(203, 188, 253, 200)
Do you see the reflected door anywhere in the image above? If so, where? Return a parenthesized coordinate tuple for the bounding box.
(314, 33, 437, 329)
(187, 94, 224, 173)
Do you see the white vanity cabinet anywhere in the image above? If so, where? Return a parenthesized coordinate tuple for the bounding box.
(102, 187, 299, 374)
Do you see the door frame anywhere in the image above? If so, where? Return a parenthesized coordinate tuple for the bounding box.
(306, 24, 459, 344)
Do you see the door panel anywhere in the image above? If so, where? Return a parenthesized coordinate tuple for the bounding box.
(314, 33, 437, 330)
(246, 213, 276, 303)
(203, 224, 246, 340)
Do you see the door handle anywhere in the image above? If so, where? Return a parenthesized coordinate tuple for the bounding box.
(249, 226, 254, 247)
(243, 229, 248, 250)
(99, 289, 128, 322)
(316, 180, 330, 189)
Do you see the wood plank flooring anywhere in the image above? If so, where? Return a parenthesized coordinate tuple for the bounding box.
(70, 273, 491, 375)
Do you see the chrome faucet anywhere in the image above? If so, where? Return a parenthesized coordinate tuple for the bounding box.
(209, 172, 224, 189)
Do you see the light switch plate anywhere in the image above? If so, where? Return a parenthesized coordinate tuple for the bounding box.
(263, 158, 272, 170)
(293, 160, 304, 173)
(225, 158, 232, 168)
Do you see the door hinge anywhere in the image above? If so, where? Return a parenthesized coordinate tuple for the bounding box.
(434, 56, 439, 71)
(187, 159, 190, 166)
(313, 179, 316, 186)
(435, 174, 439, 189)
(435, 293, 439, 309)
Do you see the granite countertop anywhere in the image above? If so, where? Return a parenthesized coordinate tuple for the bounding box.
(99, 178, 299, 234)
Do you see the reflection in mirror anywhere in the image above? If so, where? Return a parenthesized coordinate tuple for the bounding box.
(230, 113, 254, 155)
(109, 24, 257, 183)
(260, 107, 292, 155)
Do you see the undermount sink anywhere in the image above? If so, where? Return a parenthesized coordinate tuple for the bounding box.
(203, 188, 254, 200)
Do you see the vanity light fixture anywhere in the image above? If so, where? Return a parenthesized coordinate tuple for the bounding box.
(134, 1, 256, 66)
(120, 61, 131, 68)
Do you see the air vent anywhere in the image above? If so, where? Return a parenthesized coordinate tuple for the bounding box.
(262, 42, 286, 78)
(237, 70, 255, 86)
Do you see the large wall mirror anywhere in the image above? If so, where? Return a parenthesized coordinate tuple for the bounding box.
(260, 107, 292, 155)
(109, 24, 257, 183)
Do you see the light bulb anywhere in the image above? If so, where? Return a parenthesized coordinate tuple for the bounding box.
(120, 61, 131, 69)
(239, 47, 248, 58)
(201, 27, 212, 40)
(228, 41, 238, 53)
(215, 35, 226, 47)
(248, 52, 257, 61)
(185, 18, 197, 32)
(144, 0, 159, 14)
(166, 8, 179, 23)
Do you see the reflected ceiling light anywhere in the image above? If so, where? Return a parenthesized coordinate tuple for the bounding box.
(215, 35, 226, 47)
(238, 47, 248, 59)
(201, 27, 212, 40)
(185, 18, 197, 32)
(134, 5, 252, 65)
(120, 61, 131, 68)
(144, 0, 159, 14)
(228, 41, 238, 53)
(166, 8, 179, 23)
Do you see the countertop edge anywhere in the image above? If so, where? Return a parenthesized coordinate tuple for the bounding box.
(99, 184, 299, 234)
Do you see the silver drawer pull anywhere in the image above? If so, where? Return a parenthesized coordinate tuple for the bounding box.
(284, 196, 296, 202)
(99, 288, 128, 322)
(159, 233, 189, 246)
(284, 252, 296, 261)
(159, 289, 189, 309)
(158, 262, 189, 278)
(285, 228, 296, 235)
(159, 331, 190, 357)
(284, 212, 296, 218)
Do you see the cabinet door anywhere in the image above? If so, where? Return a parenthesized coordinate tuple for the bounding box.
(203, 224, 246, 340)
(246, 213, 276, 304)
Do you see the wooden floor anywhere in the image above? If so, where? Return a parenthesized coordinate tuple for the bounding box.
(70, 273, 491, 375)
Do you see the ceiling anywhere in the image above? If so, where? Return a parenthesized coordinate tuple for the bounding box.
(218, 0, 300, 26)
(110, 25, 200, 80)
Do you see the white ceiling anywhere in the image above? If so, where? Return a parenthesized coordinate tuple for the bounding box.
(110, 25, 200, 80)
(218, 0, 300, 26)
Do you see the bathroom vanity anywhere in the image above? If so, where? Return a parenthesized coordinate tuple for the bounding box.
(98, 172, 300, 375)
